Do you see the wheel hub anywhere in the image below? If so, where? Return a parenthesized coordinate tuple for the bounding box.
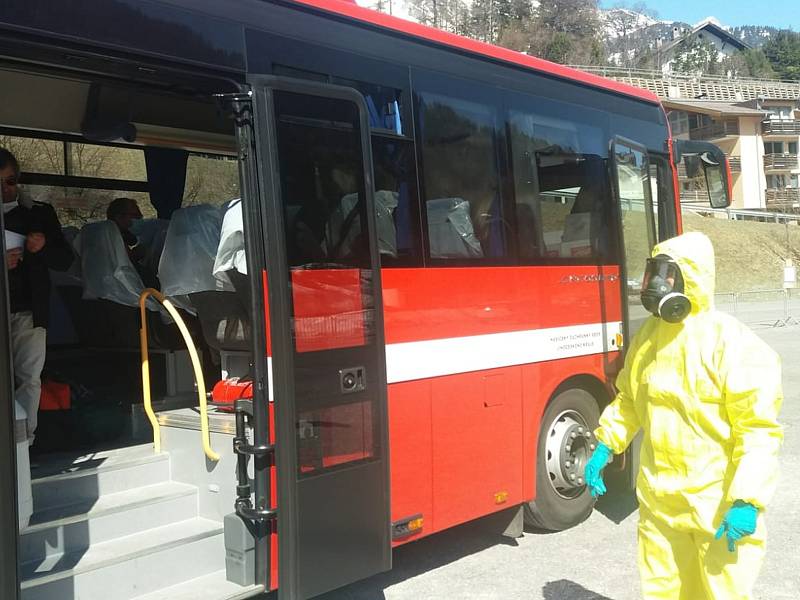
(545, 410, 595, 499)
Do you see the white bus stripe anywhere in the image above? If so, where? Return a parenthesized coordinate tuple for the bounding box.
(265, 322, 622, 398)
(385, 322, 623, 384)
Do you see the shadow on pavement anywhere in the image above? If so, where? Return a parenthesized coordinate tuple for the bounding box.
(316, 516, 520, 599)
(542, 579, 615, 600)
(594, 485, 639, 525)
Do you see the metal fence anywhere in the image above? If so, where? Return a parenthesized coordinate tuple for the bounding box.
(684, 206, 800, 224)
(715, 288, 800, 328)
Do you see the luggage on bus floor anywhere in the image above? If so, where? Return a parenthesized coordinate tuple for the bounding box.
(33, 376, 128, 453)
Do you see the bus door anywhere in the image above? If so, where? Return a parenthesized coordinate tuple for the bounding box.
(610, 137, 659, 489)
(611, 137, 658, 341)
(248, 76, 391, 600)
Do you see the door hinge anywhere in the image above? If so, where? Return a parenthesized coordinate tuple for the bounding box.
(213, 91, 253, 127)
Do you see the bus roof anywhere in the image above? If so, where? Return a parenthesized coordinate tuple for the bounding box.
(289, 0, 661, 106)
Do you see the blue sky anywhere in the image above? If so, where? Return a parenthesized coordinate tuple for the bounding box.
(600, 1, 799, 30)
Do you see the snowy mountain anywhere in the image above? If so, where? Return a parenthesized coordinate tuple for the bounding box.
(600, 8, 661, 39)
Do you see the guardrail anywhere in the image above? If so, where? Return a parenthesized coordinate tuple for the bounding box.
(139, 288, 220, 462)
(762, 120, 800, 136)
(684, 205, 800, 224)
(571, 65, 800, 86)
(569, 65, 800, 101)
(715, 288, 799, 327)
(764, 154, 799, 171)
(690, 121, 739, 141)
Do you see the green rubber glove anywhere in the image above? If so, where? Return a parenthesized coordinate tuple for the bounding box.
(715, 500, 758, 552)
(584, 442, 612, 498)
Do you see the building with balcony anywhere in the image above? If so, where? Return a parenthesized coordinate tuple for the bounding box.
(758, 99, 800, 210)
(573, 66, 800, 213)
(664, 99, 769, 210)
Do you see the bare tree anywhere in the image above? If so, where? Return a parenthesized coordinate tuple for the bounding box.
(605, 2, 656, 68)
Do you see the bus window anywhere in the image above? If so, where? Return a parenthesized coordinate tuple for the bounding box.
(333, 77, 404, 136)
(649, 154, 677, 241)
(182, 154, 240, 207)
(508, 107, 612, 262)
(370, 137, 421, 266)
(274, 93, 370, 268)
(613, 140, 656, 304)
(415, 85, 509, 261)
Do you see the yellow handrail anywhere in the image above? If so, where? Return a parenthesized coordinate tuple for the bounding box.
(139, 288, 220, 462)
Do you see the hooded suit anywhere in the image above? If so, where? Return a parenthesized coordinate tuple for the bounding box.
(595, 232, 783, 600)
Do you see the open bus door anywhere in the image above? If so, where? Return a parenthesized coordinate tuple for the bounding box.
(610, 137, 659, 491)
(245, 76, 391, 600)
(0, 204, 20, 599)
(611, 137, 659, 343)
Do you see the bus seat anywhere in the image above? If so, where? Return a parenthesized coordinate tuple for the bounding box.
(159, 204, 248, 353)
(74, 221, 187, 350)
(159, 205, 227, 297)
(426, 197, 483, 259)
(327, 190, 399, 259)
(79, 220, 148, 308)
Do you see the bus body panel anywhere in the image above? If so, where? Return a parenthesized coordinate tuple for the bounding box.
(381, 267, 623, 344)
(379, 267, 622, 544)
(387, 353, 614, 546)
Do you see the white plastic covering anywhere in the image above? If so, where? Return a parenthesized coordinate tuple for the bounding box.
(328, 190, 399, 258)
(426, 197, 483, 258)
(78, 220, 147, 307)
(159, 205, 228, 296)
(214, 199, 247, 280)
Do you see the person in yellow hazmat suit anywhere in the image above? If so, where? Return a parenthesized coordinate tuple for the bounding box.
(584, 231, 783, 600)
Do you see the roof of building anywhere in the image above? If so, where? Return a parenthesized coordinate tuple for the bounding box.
(660, 19, 750, 56)
(662, 99, 767, 117)
(291, 0, 661, 105)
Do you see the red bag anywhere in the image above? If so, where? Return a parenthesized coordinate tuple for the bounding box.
(40, 380, 71, 411)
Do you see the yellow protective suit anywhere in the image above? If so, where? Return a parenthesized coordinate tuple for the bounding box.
(595, 231, 783, 600)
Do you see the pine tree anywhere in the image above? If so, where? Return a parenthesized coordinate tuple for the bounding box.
(763, 31, 800, 80)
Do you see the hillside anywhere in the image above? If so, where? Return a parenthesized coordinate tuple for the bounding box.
(682, 212, 800, 294)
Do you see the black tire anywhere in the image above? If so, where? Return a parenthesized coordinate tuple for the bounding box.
(524, 387, 600, 531)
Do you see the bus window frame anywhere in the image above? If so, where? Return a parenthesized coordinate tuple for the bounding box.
(649, 152, 678, 242)
(411, 67, 516, 267)
(504, 88, 616, 268)
(247, 33, 425, 267)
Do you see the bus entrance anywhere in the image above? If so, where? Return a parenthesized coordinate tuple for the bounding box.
(248, 78, 391, 599)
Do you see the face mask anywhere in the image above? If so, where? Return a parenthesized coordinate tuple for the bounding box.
(640, 255, 692, 323)
(2, 200, 17, 214)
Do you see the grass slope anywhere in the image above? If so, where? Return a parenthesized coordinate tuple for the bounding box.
(682, 212, 800, 293)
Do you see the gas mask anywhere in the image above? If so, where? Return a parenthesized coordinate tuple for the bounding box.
(640, 255, 692, 323)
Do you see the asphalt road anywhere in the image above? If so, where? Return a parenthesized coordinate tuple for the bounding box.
(319, 311, 800, 600)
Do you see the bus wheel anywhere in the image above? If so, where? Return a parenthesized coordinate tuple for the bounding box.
(524, 387, 600, 531)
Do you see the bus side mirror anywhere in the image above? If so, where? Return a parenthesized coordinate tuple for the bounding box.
(673, 140, 731, 209)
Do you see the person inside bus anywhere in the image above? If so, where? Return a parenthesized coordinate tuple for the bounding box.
(583, 232, 782, 600)
(106, 197, 157, 288)
(1, 147, 74, 439)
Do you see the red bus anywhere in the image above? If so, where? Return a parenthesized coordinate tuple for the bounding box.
(0, 1, 730, 599)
